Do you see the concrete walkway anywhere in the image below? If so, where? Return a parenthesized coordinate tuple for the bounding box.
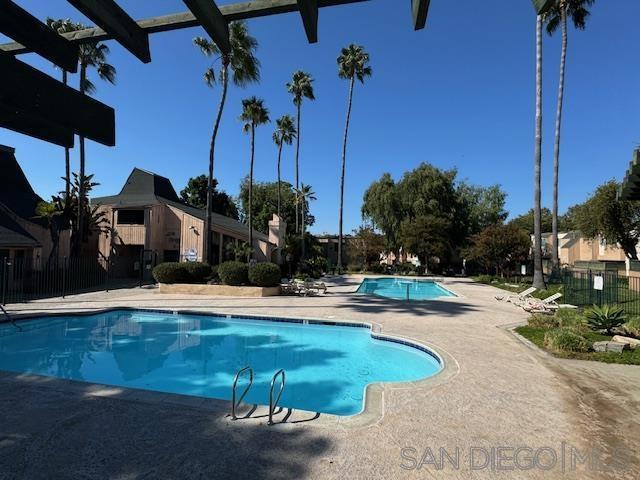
(1, 276, 638, 479)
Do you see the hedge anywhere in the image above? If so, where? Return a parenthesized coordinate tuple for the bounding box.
(248, 262, 281, 287)
(183, 262, 212, 283)
(218, 261, 249, 286)
(152, 262, 189, 284)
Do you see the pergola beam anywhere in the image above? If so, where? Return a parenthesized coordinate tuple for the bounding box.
(0, 0, 79, 72)
(297, 0, 319, 43)
(182, 0, 230, 55)
(0, 107, 75, 148)
(412, 0, 430, 30)
(66, 0, 151, 63)
(0, 0, 370, 54)
(0, 52, 115, 146)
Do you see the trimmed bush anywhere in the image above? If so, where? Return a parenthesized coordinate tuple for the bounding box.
(183, 262, 212, 283)
(218, 261, 249, 286)
(248, 262, 281, 287)
(529, 314, 559, 329)
(623, 316, 640, 338)
(544, 328, 590, 353)
(152, 262, 189, 284)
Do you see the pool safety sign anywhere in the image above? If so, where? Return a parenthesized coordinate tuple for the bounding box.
(593, 275, 604, 291)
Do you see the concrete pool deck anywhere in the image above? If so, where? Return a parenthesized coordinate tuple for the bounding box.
(1, 276, 639, 479)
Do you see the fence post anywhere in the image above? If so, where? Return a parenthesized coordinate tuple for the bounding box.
(106, 257, 111, 293)
(1, 257, 6, 306)
(62, 256, 67, 299)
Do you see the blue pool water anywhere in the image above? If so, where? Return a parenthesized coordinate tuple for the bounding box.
(357, 277, 455, 301)
(0, 310, 441, 416)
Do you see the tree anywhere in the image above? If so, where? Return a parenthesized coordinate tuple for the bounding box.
(509, 208, 553, 234)
(456, 182, 508, 237)
(545, 0, 594, 268)
(464, 224, 531, 276)
(286, 71, 315, 233)
(193, 21, 260, 264)
(399, 215, 451, 273)
(337, 45, 372, 271)
(179, 175, 238, 219)
(362, 173, 401, 249)
(238, 179, 314, 236)
(573, 181, 640, 260)
(347, 225, 385, 268)
(532, 14, 545, 289)
(46, 18, 77, 205)
(272, 115, 297, 218)
(295, 183, 316, 260)
(239, 97, 270, 260)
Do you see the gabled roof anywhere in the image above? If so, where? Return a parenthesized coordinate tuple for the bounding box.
(0, 203, 40, 248)
(92, 168, 270, 243)
(0, 144, 43, 219)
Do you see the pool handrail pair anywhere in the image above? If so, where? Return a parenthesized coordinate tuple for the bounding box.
(230, 366, 287, 426)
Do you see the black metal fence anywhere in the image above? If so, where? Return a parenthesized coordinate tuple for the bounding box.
(563, 269, 640, 315)
(0, 253, 157, 305)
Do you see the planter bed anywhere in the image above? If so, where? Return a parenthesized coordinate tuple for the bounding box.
(158, 283, 280, 297)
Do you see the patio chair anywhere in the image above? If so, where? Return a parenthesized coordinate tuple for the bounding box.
(498, 287, 537, 304)
(522, 293, 563, 313)
(280, 280, 299, 296)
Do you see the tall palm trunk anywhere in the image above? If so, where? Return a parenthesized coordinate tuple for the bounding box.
(277, 142, 283, 219)
(248, 123, 255, 261)
(301, 200, 306, 260)
(76, 62, 87, 257)
(294, 102, 301, 233)
(533, 15, 545, 290)
(337, 76, 355, 273)
(62, 70, 71, 204)
(204, 62, 229, 264)
(552, 2, 568, 270)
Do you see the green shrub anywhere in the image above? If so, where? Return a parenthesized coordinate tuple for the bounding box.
(210, 264, 220, 283)
(475, 275, 493, 284)
(623, 316, 640, 337)
(529, 314, 559, 329)
(368, 263, 385, 274)
(152, 262, 189, 284)
(183, 262, 212, 283)
(544, 328, 590, 353)
(248, 262, 281, 287)
(218, 261, 249, 286)
(584, 304, 626, 335)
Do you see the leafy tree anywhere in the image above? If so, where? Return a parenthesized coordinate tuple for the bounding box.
(347, 225, 385, 268)
(179, 175, 238, 219)
(509, 208, 553, 235)
(456, 182, 508, 236)
(272, 115, 297, 218)
(573, 181, 640, 260)
(361, 173, 401, 248)
(399, 215, 451, 273)
(193, 21, 260, 263)
(545, 0, 594, 268)
(239, 97, 270, 259)
(463, 224, 531, 276)
(337, 44, 372, 271)
(238, 179, 314, 236)
(286, 71, 315, 233)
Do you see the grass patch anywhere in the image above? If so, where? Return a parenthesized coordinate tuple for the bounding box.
(515, 326, 640, 365)
(472, 276, 563, 300)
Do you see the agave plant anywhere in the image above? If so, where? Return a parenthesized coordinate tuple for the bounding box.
(584, 305, 626, 335)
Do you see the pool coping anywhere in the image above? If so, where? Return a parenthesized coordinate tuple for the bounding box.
(0, 306, 459, 429)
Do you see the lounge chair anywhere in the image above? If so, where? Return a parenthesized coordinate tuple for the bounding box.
(280, 280, 299, 295)
(498, 287, 537, 304)
(522, 293, 563, 313)
(292, 279, 327, 296)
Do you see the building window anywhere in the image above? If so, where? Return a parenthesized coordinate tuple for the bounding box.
(117, 209, 145, 225)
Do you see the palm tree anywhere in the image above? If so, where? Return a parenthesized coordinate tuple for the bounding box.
(336, 45, 372, 273)
(296, 183, 316, 261)
(533, 15, 545, 290)
(286, 71, 315, 233)
(272, 115, 297, 219)
(545, 0, 594, 270)
(240, 97, 270, 260)
(194, 22, 260, 264)
(46, 18, 77, 205)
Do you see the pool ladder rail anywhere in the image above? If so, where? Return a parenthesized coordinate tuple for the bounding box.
(230, 366, 287, 426)
(0, 304, 22, 332)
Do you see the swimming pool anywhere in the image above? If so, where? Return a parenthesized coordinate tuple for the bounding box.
(0, 309, 441, 416)
(357, 277, 455, 301)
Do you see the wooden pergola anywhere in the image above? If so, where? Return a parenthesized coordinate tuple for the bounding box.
(0, 0, 549, 149)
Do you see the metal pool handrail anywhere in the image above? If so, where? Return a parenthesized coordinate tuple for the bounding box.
(268, 369, 286, 426)
(0, 304, 21, 332)
(231, 366, 254, 420)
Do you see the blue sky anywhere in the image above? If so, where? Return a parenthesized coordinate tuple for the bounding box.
(2, 0, 639, 234)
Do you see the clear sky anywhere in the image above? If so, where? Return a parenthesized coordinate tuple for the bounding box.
(2, 0, 639, 234)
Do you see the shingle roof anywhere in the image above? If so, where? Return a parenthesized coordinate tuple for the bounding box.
(92, 168, 270, 243)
